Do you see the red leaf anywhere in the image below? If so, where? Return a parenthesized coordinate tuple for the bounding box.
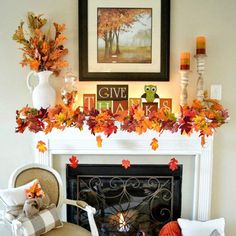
(168, 157, 179, 171)
(69, 155, 79, 168)
(122, 159, 131, 169)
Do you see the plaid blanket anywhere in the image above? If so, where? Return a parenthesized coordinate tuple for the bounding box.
(13, 204, 63, 236)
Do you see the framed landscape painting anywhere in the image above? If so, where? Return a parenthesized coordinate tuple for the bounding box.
(79, 0, 170, 81)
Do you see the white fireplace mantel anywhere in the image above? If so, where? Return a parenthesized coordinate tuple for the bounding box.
(34, 128, 213, 221)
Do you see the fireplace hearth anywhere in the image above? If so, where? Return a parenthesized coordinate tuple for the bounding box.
(66, 164, 182, 235)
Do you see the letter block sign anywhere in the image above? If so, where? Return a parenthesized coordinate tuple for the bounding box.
(113, 100, 128, 114)
(97, 85, 128, 101)
(142, 103, 158, 116)
(129, 98, 141, 108)
(97, 100, 113, 112)
(160, 98, 172, 111)
(83, 94, 96, 111)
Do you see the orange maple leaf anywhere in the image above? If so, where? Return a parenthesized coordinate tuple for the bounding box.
(134, 108, 145, 121)
(115, 110, 128, 122)
(55, 34, 67, 46)
(150, 138, 159, 151)
(201, 136, 206, 146)
(122, 159, 131, 169)
(158, 109, 168, 121)
(41, 41, 49, 54)
(152, 122, 161, 132)
(30, 60, 40, 71)
(135, 119, 152, 135)
(26, 180, 45, 199)
(36, 140, 47, 153)
(192, 99, 203, 110)
(205, 99, 223, 110)
(202, 126, 213, 136)
(96, 135, 103, 148)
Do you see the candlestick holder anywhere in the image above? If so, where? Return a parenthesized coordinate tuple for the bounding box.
(179, 70, 190, 106)
(194, 54, 207, 101)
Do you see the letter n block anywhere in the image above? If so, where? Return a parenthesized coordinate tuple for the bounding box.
(129, 98, 141, 108)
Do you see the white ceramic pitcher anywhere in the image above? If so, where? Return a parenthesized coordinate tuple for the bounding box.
(26, 70, 56, 109)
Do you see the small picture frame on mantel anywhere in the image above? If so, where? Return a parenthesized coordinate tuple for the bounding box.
(79, 0, 170, 81)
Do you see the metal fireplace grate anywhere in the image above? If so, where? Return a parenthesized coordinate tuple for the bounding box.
(66, 164, 182, 236)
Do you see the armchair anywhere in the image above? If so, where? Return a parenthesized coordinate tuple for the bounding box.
(6, 164, 99, 236)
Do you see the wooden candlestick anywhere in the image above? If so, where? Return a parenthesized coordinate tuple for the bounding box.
(180, 52, 190, 106)
(194, 54, 207, 101)
(180, 70, 190, 106)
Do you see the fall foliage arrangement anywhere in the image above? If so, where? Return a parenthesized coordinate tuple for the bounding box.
(12, 12, 68, 75)
(16, 97, 229, 170)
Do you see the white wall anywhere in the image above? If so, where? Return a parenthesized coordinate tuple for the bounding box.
(0, 0, 235, 234)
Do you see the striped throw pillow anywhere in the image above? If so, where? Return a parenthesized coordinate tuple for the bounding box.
(17, 204, 63, 236)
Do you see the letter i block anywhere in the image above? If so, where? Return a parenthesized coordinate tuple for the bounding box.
(142, 103, 158, 116)
(83, 94, 96, 112)
(97, 100, 113, 112)
(113, 100, 128, 114)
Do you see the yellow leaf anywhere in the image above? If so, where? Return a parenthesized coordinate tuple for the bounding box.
(96, 135, 103, 148)
(150, 138, 158, 151)
(55, 112, 66, 124)
(36, 140, 47, 153)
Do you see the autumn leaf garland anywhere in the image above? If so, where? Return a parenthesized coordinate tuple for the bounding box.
(17, 99, 229, 152)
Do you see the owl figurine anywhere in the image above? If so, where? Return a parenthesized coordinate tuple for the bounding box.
(141, 85, 159, 103)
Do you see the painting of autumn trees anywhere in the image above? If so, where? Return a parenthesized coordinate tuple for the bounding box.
(97, 8, 152, 63)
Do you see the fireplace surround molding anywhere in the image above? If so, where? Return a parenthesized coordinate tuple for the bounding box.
(34, 127, 213, 222)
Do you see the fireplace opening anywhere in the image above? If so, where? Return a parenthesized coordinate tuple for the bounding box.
(66, 164, 182, 235)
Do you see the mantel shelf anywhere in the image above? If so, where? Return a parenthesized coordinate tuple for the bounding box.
(35, 128, 211, 155)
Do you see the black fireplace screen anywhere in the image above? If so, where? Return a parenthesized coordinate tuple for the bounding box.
(66, 164, 182, 236)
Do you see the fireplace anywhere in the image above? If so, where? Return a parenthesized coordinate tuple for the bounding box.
(34, 128, 214, 222)
(66, 164, 182, 235)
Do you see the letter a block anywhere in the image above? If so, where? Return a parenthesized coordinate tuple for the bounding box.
(113, 100, 128, 114)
